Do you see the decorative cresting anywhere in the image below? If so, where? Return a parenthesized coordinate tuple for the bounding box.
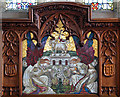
(102, 87, 116, 95)
(85, 22, 120, 27)
(33, 3, 89, 29)
(32, 2, 90, 40)
(3, 30, 19, 77)
(101, 30, 117, 77)
(2, 86, 19, 96)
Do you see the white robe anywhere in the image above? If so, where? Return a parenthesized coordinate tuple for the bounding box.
(23, 62, 55, 94)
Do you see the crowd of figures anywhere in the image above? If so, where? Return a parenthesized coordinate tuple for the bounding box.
(22, 31, 98, 94)
(23, 55, 98, 94)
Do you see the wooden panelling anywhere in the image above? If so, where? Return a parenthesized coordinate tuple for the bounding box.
(1, 2, 120, 97)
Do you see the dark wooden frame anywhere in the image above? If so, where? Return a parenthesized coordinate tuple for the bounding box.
(1, 2, 120, 97)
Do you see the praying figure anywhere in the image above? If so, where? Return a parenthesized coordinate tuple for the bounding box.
(69, 58, 98, 94)
(23, 58, 55, 94)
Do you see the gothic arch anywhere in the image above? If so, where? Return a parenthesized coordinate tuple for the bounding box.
(39, 13, 82, 43)
(83, 30, 100, 40)
(21, 30, 38, 41)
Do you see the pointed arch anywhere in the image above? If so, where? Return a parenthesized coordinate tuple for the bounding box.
(20, 30, 38, 41)
(39, 13, 82, 43)
(83, 29, 100, 41)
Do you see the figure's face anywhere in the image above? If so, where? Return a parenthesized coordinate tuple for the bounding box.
(69, 63, 77, 68)
(77, 58, 81, 63)
(70, 59, 77, 64)
(40, 59, 50, 64)
(91, 59, 97, 67)
(70, 58, 80, 65)
(39, 58, 50, 69)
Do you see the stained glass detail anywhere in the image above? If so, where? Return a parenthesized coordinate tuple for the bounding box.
(91, 3, 98, 10)
(6, 0, 37, 10)
(83, 0, 113, 10)
(22, 20, 98, 95)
